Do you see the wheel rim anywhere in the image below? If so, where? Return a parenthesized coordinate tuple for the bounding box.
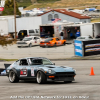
(9, 71, 15, 82)
(37, 72, 41, 83)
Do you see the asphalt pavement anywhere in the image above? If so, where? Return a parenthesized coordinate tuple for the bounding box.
(1, 42, 100, 60)
(0, 43, 74, 60)
(0, 60, 100, 100)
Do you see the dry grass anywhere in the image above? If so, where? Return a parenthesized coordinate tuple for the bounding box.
(0, 36, 17, 47)
(96, 6, 100, 9)
(91, 18, 100, 23)
(25, 0, 100, 10)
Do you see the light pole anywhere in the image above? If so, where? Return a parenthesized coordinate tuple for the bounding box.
(14, 0, 17, 39)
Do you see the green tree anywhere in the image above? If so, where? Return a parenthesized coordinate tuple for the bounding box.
(2, 0, 21, 16)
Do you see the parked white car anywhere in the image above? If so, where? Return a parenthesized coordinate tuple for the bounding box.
(76, 36, 93, 40)
(17, 36, 43, 47)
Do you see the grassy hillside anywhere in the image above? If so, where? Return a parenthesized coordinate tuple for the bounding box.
(37, 0, 60, 3)
(16, 0, 32, 8)
(24, 0, 100, 10)
(16, 0, 60, 8)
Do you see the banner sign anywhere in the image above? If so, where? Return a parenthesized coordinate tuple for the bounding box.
(83, 40, 100, 56)
(74, 40, 83, 57)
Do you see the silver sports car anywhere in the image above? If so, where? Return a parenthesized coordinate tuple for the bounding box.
(5, 57, 76, 84)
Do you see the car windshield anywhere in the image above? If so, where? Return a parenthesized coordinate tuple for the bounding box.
(30, 58, 53, 65)
(23, 38, 32, 41)
(44, 38, 53, 42)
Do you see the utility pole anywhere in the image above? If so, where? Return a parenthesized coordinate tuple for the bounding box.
(14, 0, 17, 39)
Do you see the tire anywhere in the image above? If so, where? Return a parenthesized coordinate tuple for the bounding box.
(63, 42, 66, 46)
(36, 71, 47, 84)
(54, 43, 56, 47)
(29, 43, 32, 47)
(17, 46, 21, 48)
(64, 81, 72, 83)
(8, 71, 19, 83)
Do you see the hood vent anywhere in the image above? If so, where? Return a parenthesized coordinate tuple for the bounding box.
(60, 66, 66, 68)
(45, 66, 55, 68)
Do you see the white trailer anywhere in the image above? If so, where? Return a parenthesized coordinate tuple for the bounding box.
(8, 16, 42, 35)
(79, 23, 93, 36)
(0, 19, 8, 36)
(0, 16, 42, 37)
(94, 22, 100, 37)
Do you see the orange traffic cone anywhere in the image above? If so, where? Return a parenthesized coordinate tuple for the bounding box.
(90, 67, 95, 76)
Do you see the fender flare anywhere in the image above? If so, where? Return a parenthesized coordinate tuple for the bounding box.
(9, 68, 18, 77)
(36, 69, 46, 76)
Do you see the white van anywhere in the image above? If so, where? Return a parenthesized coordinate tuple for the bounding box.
(17, 29, 39, 40)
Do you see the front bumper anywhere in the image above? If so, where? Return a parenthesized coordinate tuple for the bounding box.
(17, 44, 29, 47)
(47, 76, 74, 81)
(47, 72, 76, 81)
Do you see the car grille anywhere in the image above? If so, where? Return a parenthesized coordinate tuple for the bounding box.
(17, 42, 27, 44)
(56, 72, 75, 75)
(55, 72, 75, 79)
(55, 76, 74, 80)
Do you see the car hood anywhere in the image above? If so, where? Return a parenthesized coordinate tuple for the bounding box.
(35, 65, 75, 72)
(17, 41, 29, 43)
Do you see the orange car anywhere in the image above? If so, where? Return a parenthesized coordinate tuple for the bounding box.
(40, 37, 66, 47)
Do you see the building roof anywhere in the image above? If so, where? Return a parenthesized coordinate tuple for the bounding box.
(38, 9, 90, 19)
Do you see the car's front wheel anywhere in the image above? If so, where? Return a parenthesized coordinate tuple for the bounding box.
(29, 43, 32, 47)
(36, 71, 47, 84)
(17, 46, 21, 48)
(8, 71, 19, 83)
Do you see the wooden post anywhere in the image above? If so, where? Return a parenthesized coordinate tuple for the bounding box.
(14, 0, 17, 39)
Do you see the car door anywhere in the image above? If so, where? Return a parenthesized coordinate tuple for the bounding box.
(56, 38, 62, 46)
(16, 59, 30, 77)
(29, 37, 34, 45)
(36, 37, 41, 45)
(34, 37, 40, 45)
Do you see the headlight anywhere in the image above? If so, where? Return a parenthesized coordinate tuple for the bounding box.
(48, 69, 52, 73)
(48, 69, 55, 74)
(72, 68, 76, 72)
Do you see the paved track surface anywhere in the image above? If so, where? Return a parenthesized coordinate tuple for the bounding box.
(0, 44, 74, 59)
(0, 60, 100, 100)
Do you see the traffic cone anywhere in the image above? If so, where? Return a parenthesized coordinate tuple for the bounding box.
(90, 67, 95, 76)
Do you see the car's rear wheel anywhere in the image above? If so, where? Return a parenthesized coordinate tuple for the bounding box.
(9, 71, 19, 83)
(63, 42, 66, 45)
(36, 71, 47, 84)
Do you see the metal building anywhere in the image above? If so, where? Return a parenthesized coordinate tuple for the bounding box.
(38, 9, 91, 24)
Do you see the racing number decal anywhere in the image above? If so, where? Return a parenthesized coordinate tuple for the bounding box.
(35, 41, 37, 43)
(58, 41, 61, 44)
(31, 68, 34, 76)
